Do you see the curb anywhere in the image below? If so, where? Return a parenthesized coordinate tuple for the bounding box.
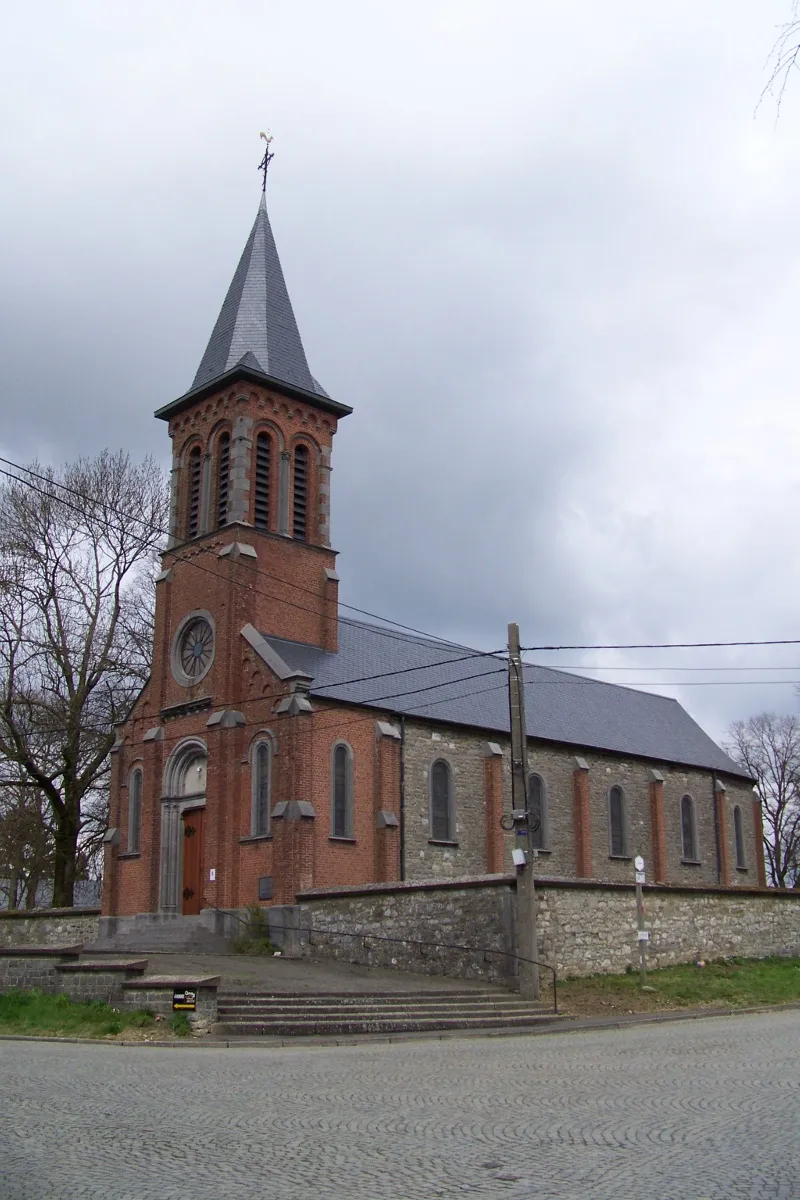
(2, 1001, 799, 1049)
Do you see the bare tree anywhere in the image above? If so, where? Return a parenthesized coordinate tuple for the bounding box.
(0, 782, 53, 909)
(0, 451, 167, 906)
(760, 2, 800, 116)
(726, 713, 800, 888)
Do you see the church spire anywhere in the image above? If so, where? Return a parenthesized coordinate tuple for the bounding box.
(190, 148, 328, 400)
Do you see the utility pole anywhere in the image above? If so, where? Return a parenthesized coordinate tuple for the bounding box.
(507, 622, 540, 1000)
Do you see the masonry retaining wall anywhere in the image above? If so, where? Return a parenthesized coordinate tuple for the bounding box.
(298, 875, 518, 985)
(0, 909, 100, 948)
(298, 875, 800, 983)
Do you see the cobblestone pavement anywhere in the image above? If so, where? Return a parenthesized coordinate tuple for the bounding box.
(2, 1011, 799, 1200)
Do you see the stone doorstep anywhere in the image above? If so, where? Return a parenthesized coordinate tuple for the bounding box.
(0, 945, 82, 958)
(56, 960, 149, 974)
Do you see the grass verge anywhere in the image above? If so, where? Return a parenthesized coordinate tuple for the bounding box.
(558, 956, 800, 1017)
(0, 988, 156, 1038)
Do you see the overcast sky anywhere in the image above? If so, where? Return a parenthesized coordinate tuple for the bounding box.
(2, 0, 800, 744)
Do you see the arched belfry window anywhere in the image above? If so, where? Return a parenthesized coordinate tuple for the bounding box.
(528, 773, 548, 851)
(216, 432, 230, 528)
(293, 444, 309, 540)
(609, 785, 628, 857)
(251, 739, 272, 837)
(186, 446, 202, 539)
(430, 759, 455, 842)
(254, 432, 272, 531)
(681, 794, 699, 862)
(734, 805, 747, 869)
(331, 742, 354, 838)
(128, 767, 143, 854)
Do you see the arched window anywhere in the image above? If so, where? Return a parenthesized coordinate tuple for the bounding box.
(251, 740, 271, 837)
(609, 785, 628, 857)
(164, 742, 208, 799)
(128, 767, 143, 854)
(681, 794, 699, 862)
(528, 773, 548, 850)
(186, 446, 202, 539)
(331, 742, 354, 838)
(293, 444, 309, 540)
(216, 432, 230, 528)
(254, 432, 272, 530)
(430, 759, 454, 842)
(734, 805, 747, 869)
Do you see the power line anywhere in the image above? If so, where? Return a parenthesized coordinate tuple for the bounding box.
(525, 639, 800, 651)
(0, 455, 498, 661)
(551, 664, 800, 672)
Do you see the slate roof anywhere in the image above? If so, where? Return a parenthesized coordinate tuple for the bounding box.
(191, 194, 328, 399)
(264, 618, 751, 779)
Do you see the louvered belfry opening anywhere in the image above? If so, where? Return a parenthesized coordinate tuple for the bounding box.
(187, 446, 202, 538)
(217, 432, 230, 528)
(293, 444, 309, 540)
(254, 432, 271, 530)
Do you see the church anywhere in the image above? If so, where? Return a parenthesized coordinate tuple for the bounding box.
(102, 174, 765, 924)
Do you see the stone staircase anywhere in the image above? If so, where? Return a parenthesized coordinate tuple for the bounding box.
(215, 988, 562, 1038)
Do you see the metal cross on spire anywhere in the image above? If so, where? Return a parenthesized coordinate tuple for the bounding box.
(258, 130, 274, 192)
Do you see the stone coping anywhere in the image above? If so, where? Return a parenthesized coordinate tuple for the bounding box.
(121, 975, 221, 989)
(0, 945, 82, 958)
(56, 960, 148, 974)
(298, 873, 515, 901)
(299, 875, 798, 903)
(0, 908, 101, 921)
(534, 876, 797, 899)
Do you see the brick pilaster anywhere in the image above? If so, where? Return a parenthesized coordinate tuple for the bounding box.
(374, 722, 401, 882)
(483, 742, 505, 874)
(647, 768, 668, 883)
(753, 796, 767, 888)
(322, 568, 339, 652)
(715, 779, 730, 886)
(572, 757, 592, 877)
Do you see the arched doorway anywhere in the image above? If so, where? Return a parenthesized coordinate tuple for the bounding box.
(159, 741, 208, 913)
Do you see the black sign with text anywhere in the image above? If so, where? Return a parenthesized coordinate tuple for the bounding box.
(172, 988, 197, 1012)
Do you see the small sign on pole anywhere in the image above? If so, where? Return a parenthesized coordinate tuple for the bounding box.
(634, 859, 648, 985)
(172, 987, 197, 1012)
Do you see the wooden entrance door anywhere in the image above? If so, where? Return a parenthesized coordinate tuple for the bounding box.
(181, 808, 204, 915)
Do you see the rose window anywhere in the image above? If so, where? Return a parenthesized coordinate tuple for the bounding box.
(178, 618, 214, 681)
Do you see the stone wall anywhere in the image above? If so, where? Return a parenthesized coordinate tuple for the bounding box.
(536, 880, 800, 976)
(0, 908, 100, 948)
(0, 949, 80, 992)
(298, 875, 800, 985)
(299, 876, 518, 986)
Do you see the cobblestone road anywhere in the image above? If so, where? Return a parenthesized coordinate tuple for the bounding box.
(2, 1012, 799, 1199)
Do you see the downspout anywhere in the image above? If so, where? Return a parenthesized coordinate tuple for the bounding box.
(712, 773, 722, 884)
(398, 713, 406, 881)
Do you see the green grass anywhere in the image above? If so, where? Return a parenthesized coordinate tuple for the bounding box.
(0, 989, 156, 1038)
(170, 1011, 192, 1037)
(559, 956, 800, 1016)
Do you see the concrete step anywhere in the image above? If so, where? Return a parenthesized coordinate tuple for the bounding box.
(217, 999, 545, 1016)
(216, 990, 505, 1005)
(219, 1007, 549, 1024)
(219, 1013, 561, 1037)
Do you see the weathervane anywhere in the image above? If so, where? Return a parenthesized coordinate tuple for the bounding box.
(259, 130, 274, 192)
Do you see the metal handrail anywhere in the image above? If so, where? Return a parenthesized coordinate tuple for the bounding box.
(203, 902, 559, 1013)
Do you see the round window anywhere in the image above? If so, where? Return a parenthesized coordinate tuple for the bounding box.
(172, 613, 215, 686)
